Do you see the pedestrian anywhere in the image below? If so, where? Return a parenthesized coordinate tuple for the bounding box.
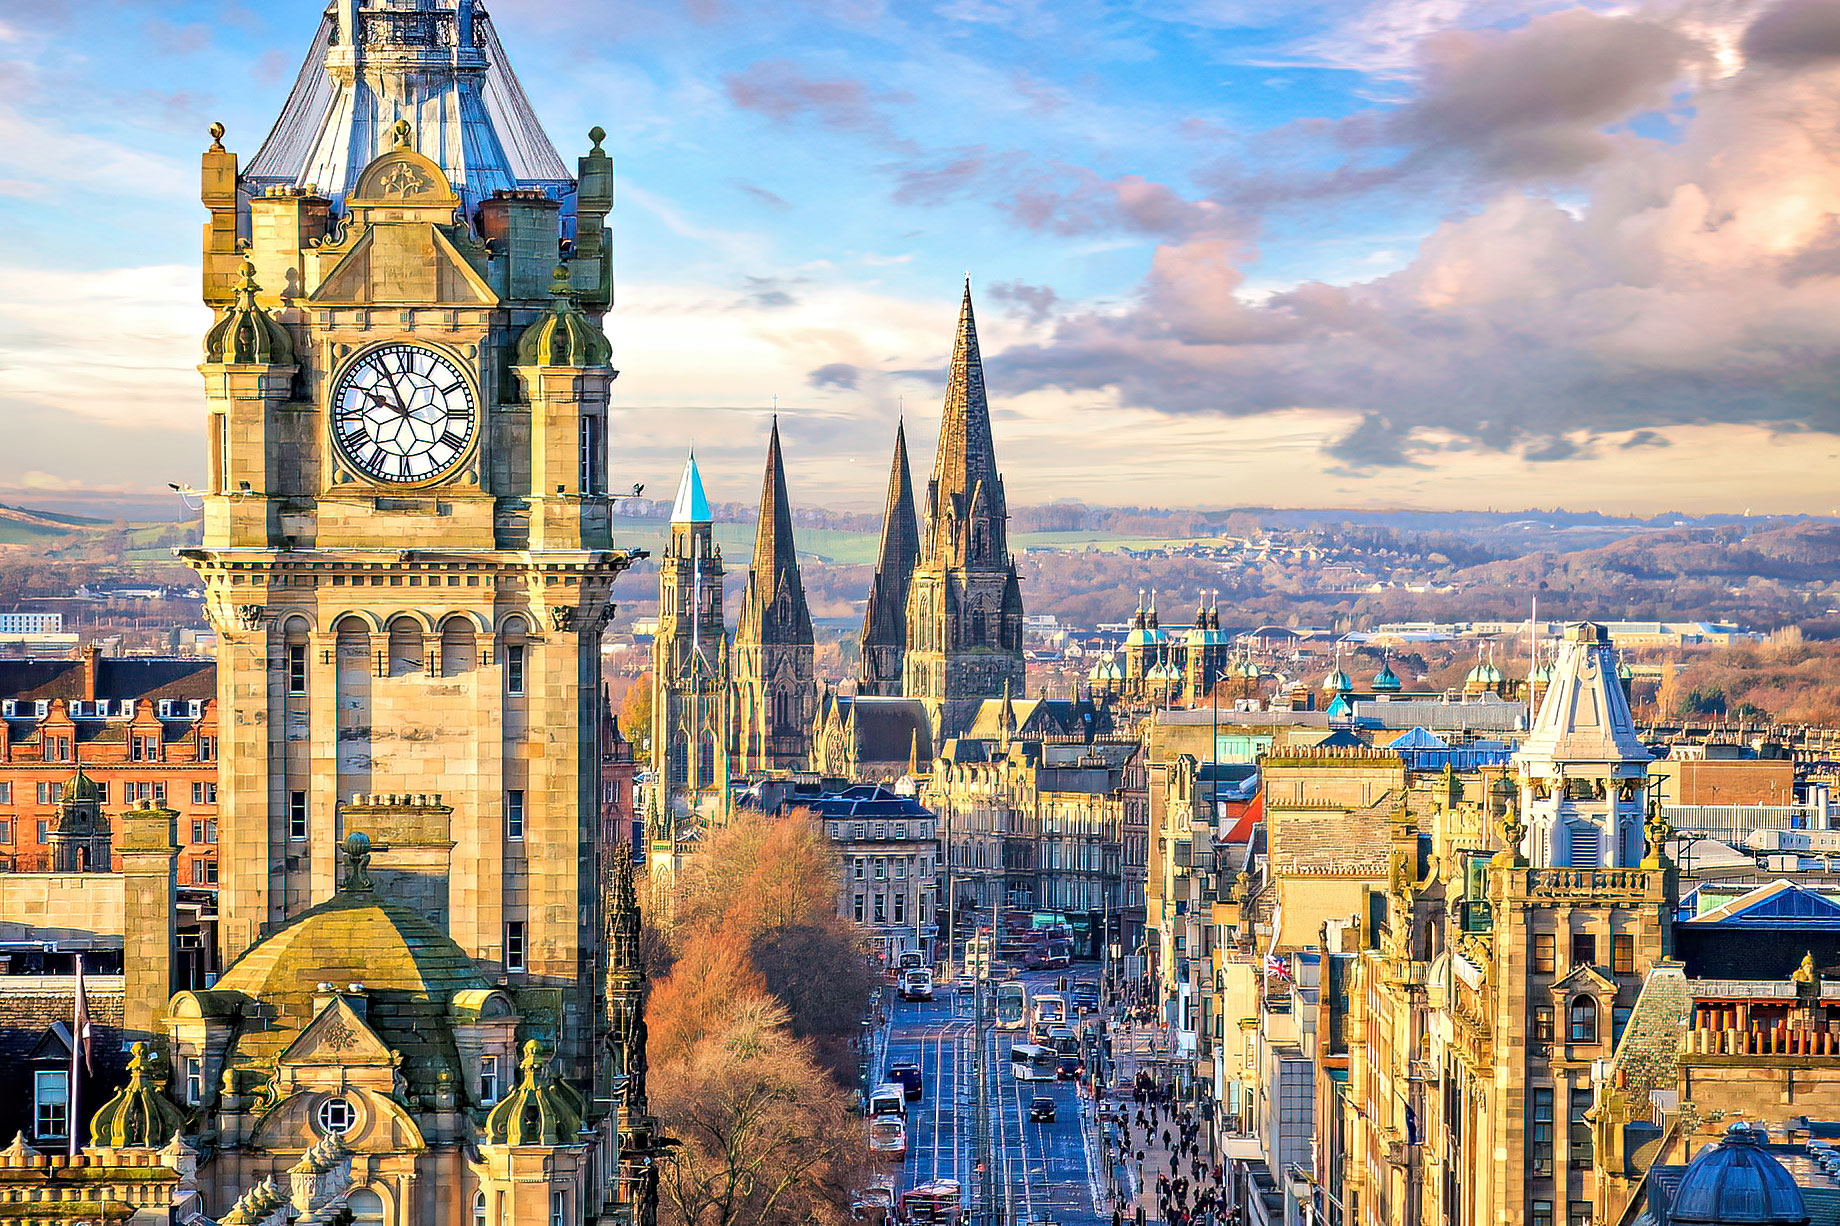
(1163, 1129, 1171, 1150)
(1113, 1209, 1123, 1226)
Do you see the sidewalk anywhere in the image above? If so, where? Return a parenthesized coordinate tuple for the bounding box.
(1102, 1021, 1182, 1224)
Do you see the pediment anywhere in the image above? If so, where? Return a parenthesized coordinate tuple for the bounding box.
(349, 148, 459, 210)
(310, 224, 497, 308)
(279, 999, 394, 1069)
(1551, 962, 1616, 997)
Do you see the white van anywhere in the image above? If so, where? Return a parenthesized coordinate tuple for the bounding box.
(868, 1082, 907, 1118)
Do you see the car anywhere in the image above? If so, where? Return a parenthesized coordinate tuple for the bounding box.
(887, 1061, 924, 1101)
(1028, 1096, 1056, 1123)
(1056, 1054, 1085, 1081)
(1071, 980, 1099, 1011)
(900, 968, 936, 1001)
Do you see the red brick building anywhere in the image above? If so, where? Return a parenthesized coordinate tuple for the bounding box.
(0, 648, 219, 886)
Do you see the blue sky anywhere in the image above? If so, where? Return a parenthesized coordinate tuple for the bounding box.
(5, 0, 1840, 516)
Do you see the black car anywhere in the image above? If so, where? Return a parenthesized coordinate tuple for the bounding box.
(887, 1061, 923, 1101)
(1057, 1054, 1085, 1080)
(1028, 1096, 1056, 1123)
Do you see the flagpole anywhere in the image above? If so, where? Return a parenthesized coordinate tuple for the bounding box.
(68, 952, 81, 1157)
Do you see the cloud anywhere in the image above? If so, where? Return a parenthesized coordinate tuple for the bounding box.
(808, 362, 861, 389)
(1389, 10, 1698, 179)
(735, 180, 793, 210)
(990, 51, 1840, 471)
(723, 60, 916, 151)
(1742, 0, 1840, 66)
(1620, 429, 1671, 448)
(989, 281, 1059, 324)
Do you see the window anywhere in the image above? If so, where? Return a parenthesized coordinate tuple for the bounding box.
(316, 1095, 356, 1135)
(893, 822, 907, 839)
(198, 736, 216, 762)
(480, 1054, 502, 1105)
(95, 781, 108, 804)
(506, 790, 526, 842)
(506, 921, 527, 972)
(551, 1191, 567, 1226)
(193, 783, 217, 806)
(874, 894, 886, 923)
(1534, 1007, 1554, 1043)
(1569, 1091, 1593, 1165)
(1613, 1006, 1632, 1046)
(852, 858, 864, 880)
(36, 820, 48, 844)
(287, 643, 308, 695)
(853, 894, 865, 923)
(1531, 1202, 1553, 1226)
(1530, 1088, 1554, 1175)
(580, 415, 602, 495)
(183, 1057, 204, 1106)
(894, 859, 907, 879)
(874, 823, 886, 839)
(0, 821, 9, 844)
(33, 1070, 67, 1139)
(1533, 933, 1555, 974)
(1568, 1203, 1592, 1226)
(1612, 934, 1635, 976)
(191, 859, 208, 885)
(853, 822, 866, 840)
(288, 791, 308, 840)
(36, 782, 53, 806)
(505, 644, 526, 695)
(874, 858, 886, 880)
(1571, 933, 1595, 968)
(474, 1192, 488, 1226)
(1569, 996, 1598, 1044)
(0, 782, 10, 804)
(894, 892, 906, 923)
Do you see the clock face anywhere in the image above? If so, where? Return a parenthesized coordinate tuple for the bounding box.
(330, 344, 476, 484)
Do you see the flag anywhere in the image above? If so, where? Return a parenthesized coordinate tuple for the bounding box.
(72, 955, 93, 1075)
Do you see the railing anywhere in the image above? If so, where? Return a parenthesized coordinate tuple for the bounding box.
(1520, 868, 1656, 899)
(1665, 805, 1824, 839)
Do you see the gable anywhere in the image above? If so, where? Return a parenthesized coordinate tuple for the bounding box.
(278, 998, 395, 1069)
(1687, 880, 1840, 929)
(311, 224, 497, 308)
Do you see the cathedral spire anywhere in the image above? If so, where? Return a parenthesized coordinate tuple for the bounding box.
(734, 420, 815, 773)
(924, 280, 1009, 568)
(738, 419, 811, 645)
(860, 419, 919, 696)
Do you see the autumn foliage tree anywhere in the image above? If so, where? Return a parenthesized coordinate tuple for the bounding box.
(645, 808, 880, 1226)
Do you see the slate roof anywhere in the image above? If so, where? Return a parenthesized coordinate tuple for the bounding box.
(1683, 880, 1840, 930)
(0, 659, 213, 705)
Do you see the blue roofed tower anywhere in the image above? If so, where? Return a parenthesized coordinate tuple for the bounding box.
(652, 454, 731, 821)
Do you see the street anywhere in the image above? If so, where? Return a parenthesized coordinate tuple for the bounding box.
(881, 970, 1109, 1226)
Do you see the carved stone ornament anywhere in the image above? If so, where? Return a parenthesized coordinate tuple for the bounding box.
(549, 606, 577, 632)
(236, 604, 266, 631)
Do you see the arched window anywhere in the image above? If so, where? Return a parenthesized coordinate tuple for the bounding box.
(1568, 995, 1598, 1043)
(668, 735, 688, 786)
(698, 733, 717, 783)
(440, 618, 475, 678)
(283, 616, 311, 697)
(473, 1191, 487, 1226)
(347, 1189, 385, 1226)
(500, 616, 530, 696)
(387, 618, 423, 678)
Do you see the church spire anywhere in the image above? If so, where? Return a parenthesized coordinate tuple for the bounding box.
(737, 418, 811, 645)
(860, 419, 919, 696)
(924, 280, 1010, 568)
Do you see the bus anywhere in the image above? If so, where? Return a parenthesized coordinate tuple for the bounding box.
(1009, 1043, 1059, 1081)
(1031, 992, 1067, 1030)
(995, 981, 1026, 1030)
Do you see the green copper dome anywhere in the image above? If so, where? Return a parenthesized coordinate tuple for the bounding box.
(1466, 661, 1503, 686)
(88, 1042, 186, 1148)
(59, 770, 102, 804)
(1322, 668, 1353, 693)
(516, 265, 612, 367)
(485, 1040, 586, 1145)
(1371, 661, 1402, 692)
(204, 262, 295, 366)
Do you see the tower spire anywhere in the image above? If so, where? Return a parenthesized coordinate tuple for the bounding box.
(860, 420, 920, 697)
(735, 419, 815, 773)
(924, 279, 1008, 567)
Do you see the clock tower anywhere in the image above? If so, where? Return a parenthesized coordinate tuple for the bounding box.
(182, 1, 637, 1076)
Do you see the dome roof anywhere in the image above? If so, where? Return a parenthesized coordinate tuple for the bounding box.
(515, 266, 613, 367)
(1124, 625, 1168, 649)
(204, 262, 294, 366)
(1533, 661, 1556, 682)
(213, 849, 491, 1077)
(1371, 662, 1402, 692)
(1236, 659, 1262, 679)
(1671, 1125, 1809, 1226)
(1322, 668, 1353, 693)
(1617, 659, 1635, 681)
(59, 771, 101, 804)
(1466, 661, 1503, 685)
(88, 1042, 186, 1147)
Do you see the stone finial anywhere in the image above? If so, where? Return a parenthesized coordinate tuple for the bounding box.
(392, 118, 413, 148)
(203, 261, 295, 366)
(483, 1040, 583, 1146)
(208, 122, 226, 152)
(338, 831, 375, 892)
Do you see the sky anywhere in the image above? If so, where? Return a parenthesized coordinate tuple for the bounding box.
(5, 0, 1840, 518)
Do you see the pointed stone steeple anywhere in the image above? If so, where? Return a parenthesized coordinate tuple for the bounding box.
(903, 280, 1026, 739)
(860, 419, 920, 696)
(734, 419, 816, 774)
(923, 280, 1011, 568)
